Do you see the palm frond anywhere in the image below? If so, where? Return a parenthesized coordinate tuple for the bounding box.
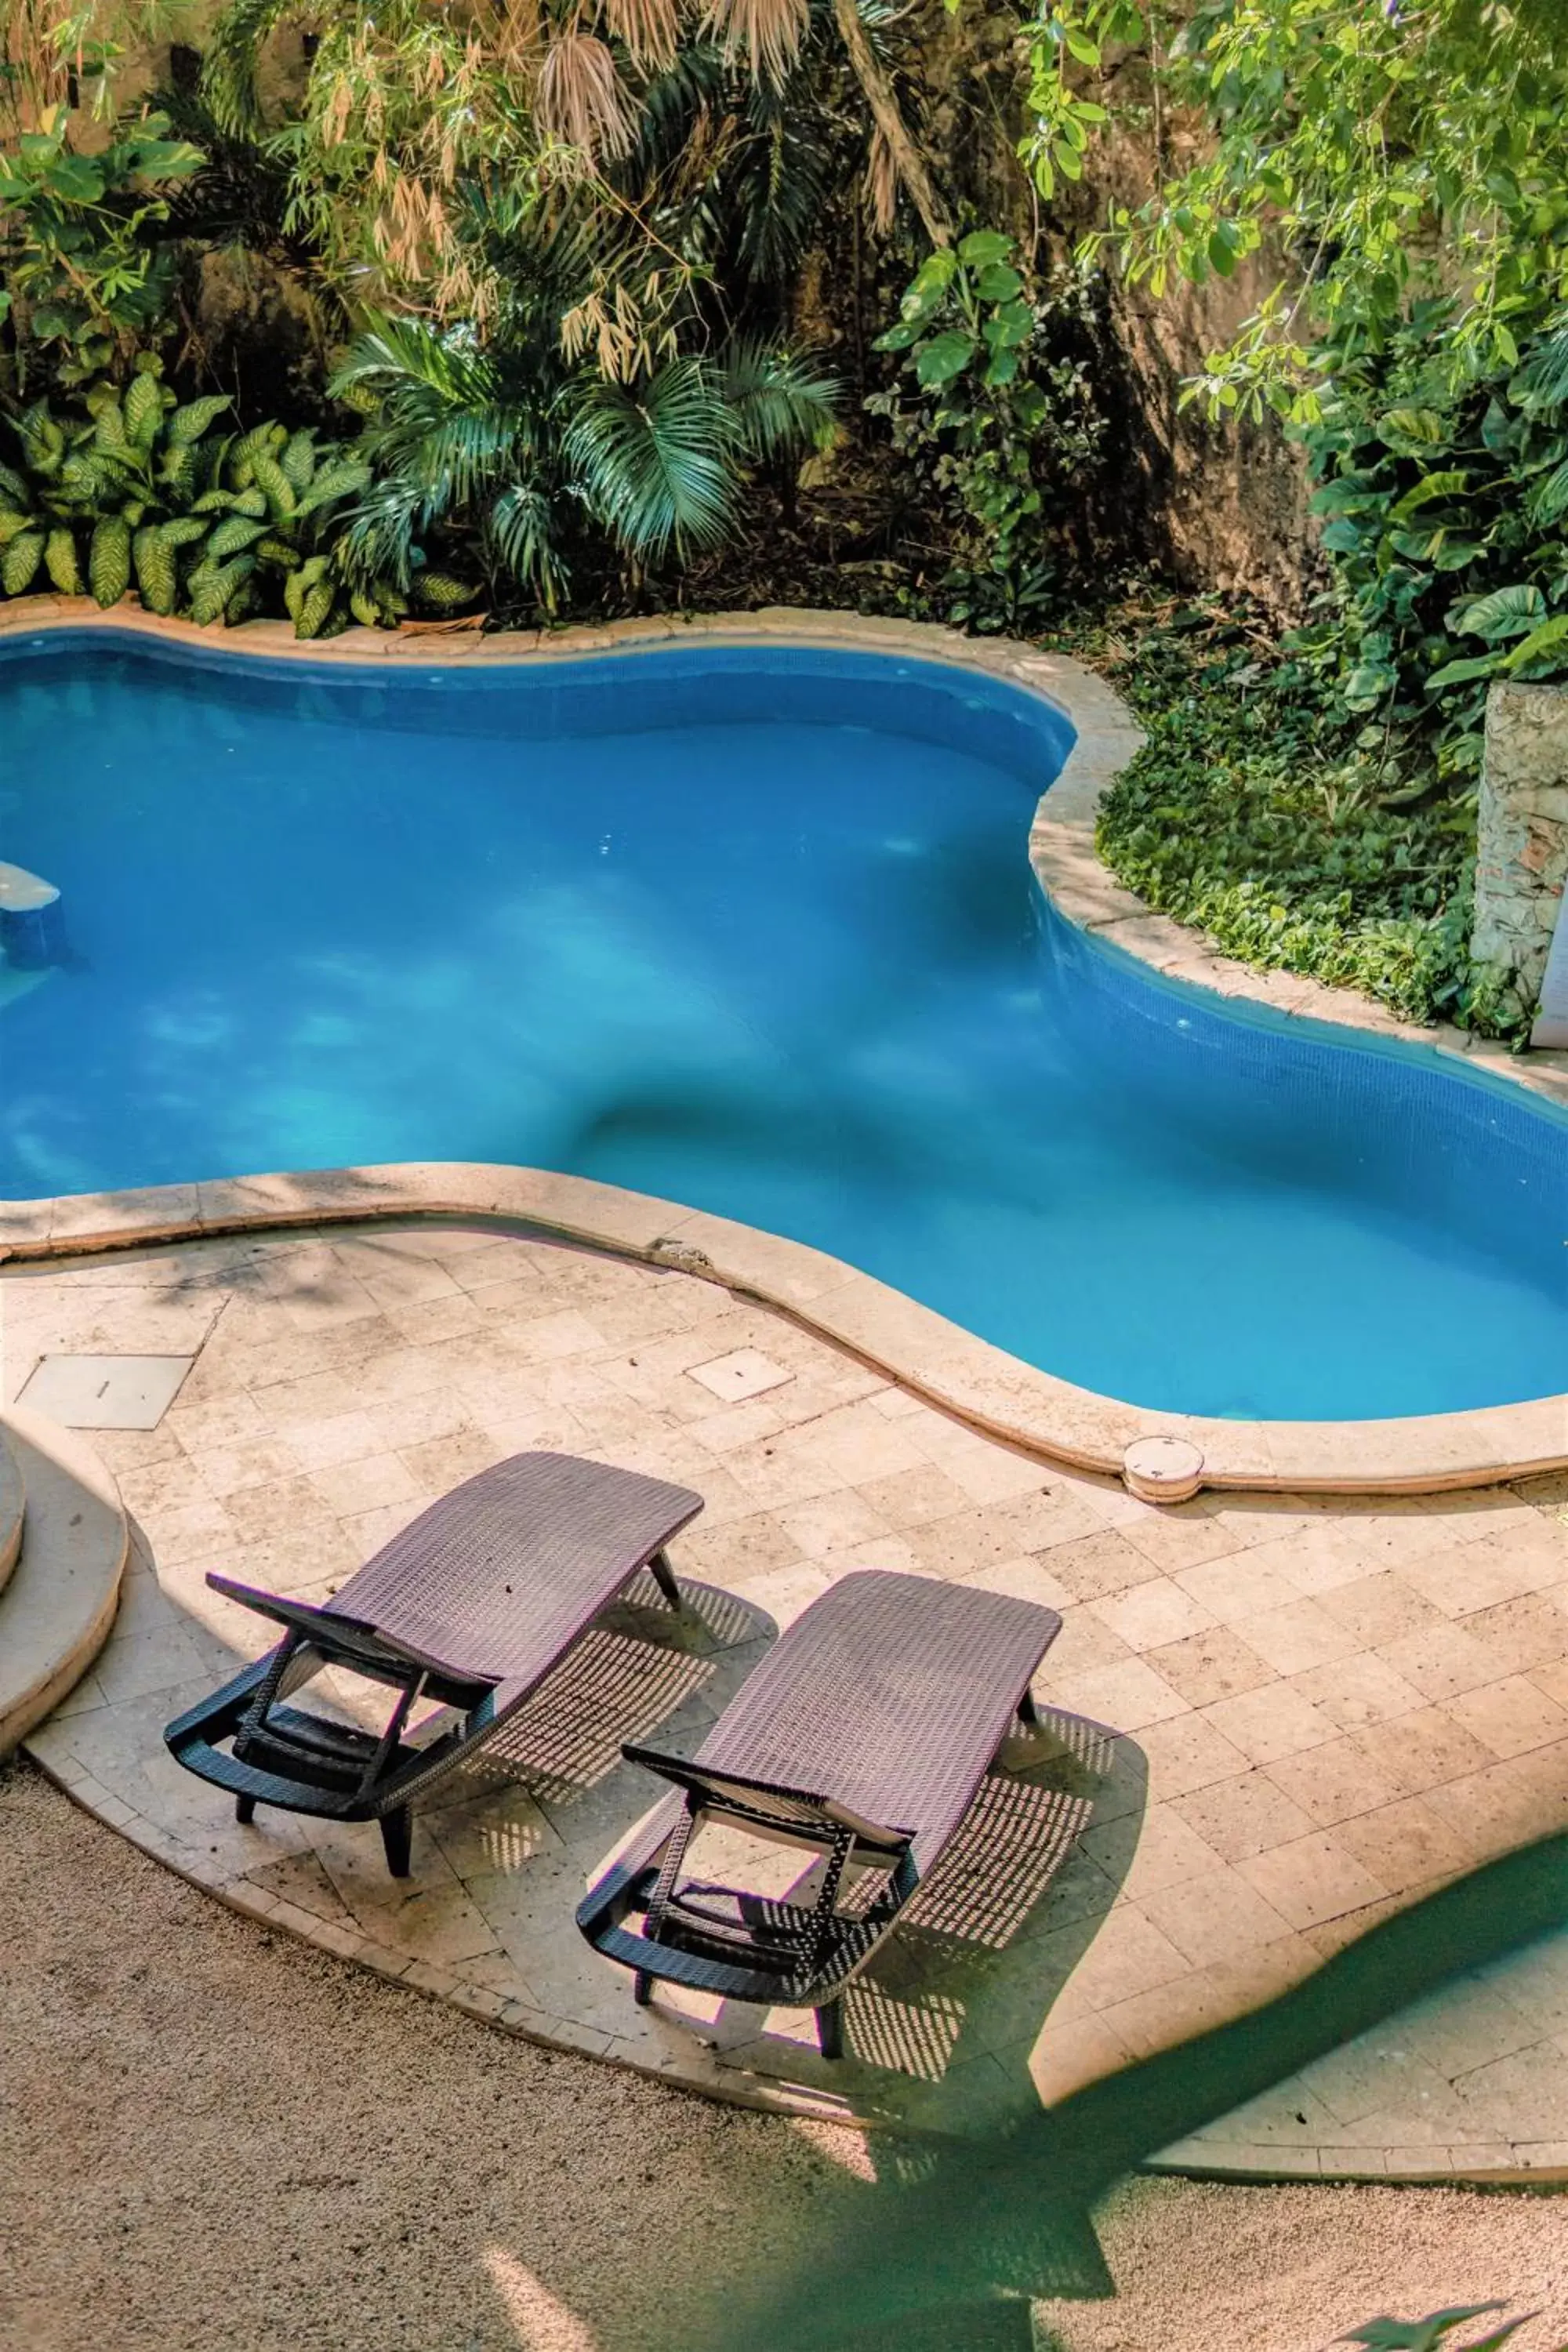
(720, 339, 838, 458)
(1518, 319, 1568, 412)
(537, 32, 639, 165)
(565, 358, 735, 558)
(699, 0, 809, 87)
(488, 480, 570, 608)
(600, 0, 681, 71)
(199, 0, 303, 138)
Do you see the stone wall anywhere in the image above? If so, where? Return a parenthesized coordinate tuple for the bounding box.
(1472, 683, 1568, 1023)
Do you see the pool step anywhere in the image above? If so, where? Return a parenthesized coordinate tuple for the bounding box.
(0, 1406, 128, 1758)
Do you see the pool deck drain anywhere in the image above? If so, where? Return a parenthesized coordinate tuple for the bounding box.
(5, 1218, 1567, 2174)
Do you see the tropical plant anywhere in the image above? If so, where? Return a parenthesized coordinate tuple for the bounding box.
(0, 354, 402, 636)
(1016, 0, 1568, 423)
(332, 308, 836, 612)
(0, 102, 204, 383)
(1296, 308, 1568, 779)
(868, 230, 1106, 631)
(1088, 591, 1523, 1036)
(1343, 2303, 1568, 2352)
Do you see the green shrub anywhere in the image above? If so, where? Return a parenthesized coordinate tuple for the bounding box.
(1089, 597, 1530, 1041)
(0, 356, 434, 638)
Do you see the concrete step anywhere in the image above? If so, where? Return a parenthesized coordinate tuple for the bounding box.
(0, 1405, 128, 1757)
(0, 1424, 22, 1603)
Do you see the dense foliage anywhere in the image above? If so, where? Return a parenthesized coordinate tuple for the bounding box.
(1089, 592, 1528, 1036)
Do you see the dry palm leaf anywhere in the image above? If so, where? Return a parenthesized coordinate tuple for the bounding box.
(600, 0, 680, 71)
(537, 28, 638, 163)
(700, 0, 808, 87)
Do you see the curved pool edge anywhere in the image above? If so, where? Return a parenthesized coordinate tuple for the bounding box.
(5, 590, 1566, 1116)
(3, 1162, 1565, 1497)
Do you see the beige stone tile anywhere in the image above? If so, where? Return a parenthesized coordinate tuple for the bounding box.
(1330, 1796, 1474, 1895)
(1040, 1654, 1188, 1733)
(308, 1451, 423, 1519)
(771, 1487, 895, 1559)
(1172, 1770, 1317, 1864)
(1350, 1705, 1497, 1798)
(191, 1436, 310, 1497)
(114, 1455, 216, 1519)
(1227, 1597, 1362, 1677)
(684, 1399, 789, 1456)
(1118, 1504, 1245, 1576)
(1289, 1650, 1428, 1733)
(1136, 1711, 1252, 1798)
(138, 1493, 244, 1566)
(1080, 1802, 1223, 1900)
(1201, 1682, 1337, 1766)
(398, 1429, 503, 1491)
(903, 1421, 1051, 1504)
(1441, 1675, 1568, 1760)
(1399, 1543, 1557, 1619)
(792, 1399, 931, 1483)
(958, 1553, 1076, 1613)
(1144, 1624, 1276, 1710)
(1140, 1864, 1296, 1968)
(854, 1463, 971, 1529)
(1175, 1554, 1305, 1624)
(1045, 1903, 1190, 2013)
(1316, 1572, 1446, 1648)
(1029, 2011, 1132, 2105)
(1421, 1757, 1568, 1855)
(674, 1510, 804, 1581)
(1466, 1591, 1568, 1675)
(1089, 1580, 1216, 1653)
(1040, 1603, 1133, 1673)
(1238, 1831, 1391, 1932)
(720, 1434, 846, 1510)
(1374, 1621, 1511, 1704)
(1036, 1529, 1165, 1604)
(165, 1392, 270, 1452)
(95, 1624, 211, 1704)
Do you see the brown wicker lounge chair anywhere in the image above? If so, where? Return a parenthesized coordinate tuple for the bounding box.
(165, 1450, 702, 1875)
(576, 1567, 1061, 2056)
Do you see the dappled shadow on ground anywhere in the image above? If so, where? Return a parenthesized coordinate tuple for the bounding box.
(691, 1830, 1568, 2351)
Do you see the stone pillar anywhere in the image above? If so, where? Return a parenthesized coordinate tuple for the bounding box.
(1471, 682, 1568, 1033)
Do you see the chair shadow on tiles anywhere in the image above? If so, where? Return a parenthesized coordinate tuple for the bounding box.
(685, 1707, 1149, 2135)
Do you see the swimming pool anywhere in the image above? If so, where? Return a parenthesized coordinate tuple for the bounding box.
(1, 628, 1564, 1422)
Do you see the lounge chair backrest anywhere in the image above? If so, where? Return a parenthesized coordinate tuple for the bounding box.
(622, 1742, 915, 1856)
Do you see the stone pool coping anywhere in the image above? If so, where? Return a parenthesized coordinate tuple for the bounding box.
(3, 1163, 1566, 1500)
(2, 596, 1566, 1496)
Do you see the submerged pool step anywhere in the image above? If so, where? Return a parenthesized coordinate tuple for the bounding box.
(0, 1406, 128, 1757)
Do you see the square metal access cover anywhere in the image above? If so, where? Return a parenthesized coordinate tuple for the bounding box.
(17, 1352, 194, 1430)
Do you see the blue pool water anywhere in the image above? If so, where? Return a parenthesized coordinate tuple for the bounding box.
(1, 630, 1564, 1421)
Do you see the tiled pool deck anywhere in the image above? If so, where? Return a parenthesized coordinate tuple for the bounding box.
(5, 1219, 1567, 2172)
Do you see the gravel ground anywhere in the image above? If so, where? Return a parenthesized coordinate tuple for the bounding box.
(3, 1759, 1565, 2352)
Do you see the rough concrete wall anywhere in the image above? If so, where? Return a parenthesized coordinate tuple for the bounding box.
(1473, 683, 1568, 1011)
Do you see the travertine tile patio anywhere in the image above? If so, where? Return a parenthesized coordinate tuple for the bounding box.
(5, 1220, 1567, 2155)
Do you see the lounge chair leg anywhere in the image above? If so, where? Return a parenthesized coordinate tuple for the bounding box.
(235, 1795, 256, 1824)
(648, 1549, 683, 1612)
(379, 1806, 412, 1878)
(815, 1999, 844, 2060)
(633, 1970, 653, 2007)
(1017, 1686, 1040, 1727)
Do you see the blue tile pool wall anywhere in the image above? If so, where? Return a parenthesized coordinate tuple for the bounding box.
(1044, 909, 1568, 1290)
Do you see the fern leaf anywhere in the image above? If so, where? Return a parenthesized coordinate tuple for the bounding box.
(125, 372, 165, 450)
(132, 524, 178, 615)
(168, 396, 232, 448)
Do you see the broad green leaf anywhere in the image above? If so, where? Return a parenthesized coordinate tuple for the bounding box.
(1377, 408, 1448, 445)
(914, 332, 978, 389)
(957, 230, 1012, 267)
(1455, 583, 1547, 640)
(1502, 614, 1568, 671)
(1425, 654, 1502, 688)
(1390, 470, 1468, 521)
(975, 263, 1024, 302)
